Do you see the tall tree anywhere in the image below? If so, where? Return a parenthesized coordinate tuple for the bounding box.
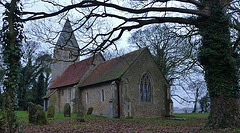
(129, 24, 199, 83)
(197, 1, 239, 128)
(35, 53, 52, 90)
(0, 0, 23, 132)
(129, 24, 205, 109)
(199, 92, 210, 112)
(0, 69, 5, 109)
(0, 89, 2, 109)
(33, 72, 45, 106)
(0, 0, 240, 129)
(17, 41, 50, 110)
(188, 79, 206, 113)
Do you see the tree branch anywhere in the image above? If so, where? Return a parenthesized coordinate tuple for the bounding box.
(176, 0, 202, 7)
(0, 1, 5, 7)
(21, 0, 209, 22)
(172, 94, 195, 103)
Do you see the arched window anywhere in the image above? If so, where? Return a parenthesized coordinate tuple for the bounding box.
(86, 92, 89, 104)
(101, 89, 105, 102)
(68, 88, 72, 104)
(140, 72, 152, 102)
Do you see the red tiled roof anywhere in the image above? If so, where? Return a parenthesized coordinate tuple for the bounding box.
(80, 48, 145, 87)
(49, 54, 102, 89)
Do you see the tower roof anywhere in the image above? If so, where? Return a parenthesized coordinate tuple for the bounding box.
(56, 19, 79, 49)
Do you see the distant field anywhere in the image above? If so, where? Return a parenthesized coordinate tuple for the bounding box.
(174, 113, 209, 119)
(14, 111, 239, 132)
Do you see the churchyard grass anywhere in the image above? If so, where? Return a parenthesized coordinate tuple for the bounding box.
(15, 111, 28, 123)
(14, 111, 239, 132)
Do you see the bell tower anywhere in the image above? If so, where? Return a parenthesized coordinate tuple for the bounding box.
(50, 19, 79, 85)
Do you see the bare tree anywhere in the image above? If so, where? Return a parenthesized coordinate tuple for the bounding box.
(1, 0, 240, 130)
(102, 48, 128, 60)
(128, 24, 205, 109)
(129, 24, 200, 81)
(188, 78, 206, 113)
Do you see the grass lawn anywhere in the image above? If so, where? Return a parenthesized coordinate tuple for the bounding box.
(15, 111, 239, 133)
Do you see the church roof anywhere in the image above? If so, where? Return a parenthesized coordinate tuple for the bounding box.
(49, 48, 145, 89)
(43, 89, 57, 99)
(49, 54, 101, 89)
(56, 19, 79, 49)
(80, 48, 145, 87)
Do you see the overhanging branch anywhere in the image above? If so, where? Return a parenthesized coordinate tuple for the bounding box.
(21, 0, 208, 22)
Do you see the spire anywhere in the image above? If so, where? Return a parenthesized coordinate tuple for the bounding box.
(56, 19, 79, 49)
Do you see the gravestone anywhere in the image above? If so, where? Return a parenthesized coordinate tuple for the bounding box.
(36, 105, 47, 125)
(64, 103, 71, 117)
(47, 105, 55, 118)
(87, 107, 93, 115)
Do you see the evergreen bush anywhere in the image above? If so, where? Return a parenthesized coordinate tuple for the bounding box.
(0, 109, 6, 132)
(64, 103, 71, 117)
(28, 102, 37, 124)
(47, 105, 55, 118)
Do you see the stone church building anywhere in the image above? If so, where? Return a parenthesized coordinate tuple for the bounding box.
(43, 20, 173, 118)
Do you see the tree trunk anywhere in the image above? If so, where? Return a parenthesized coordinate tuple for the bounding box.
(198, 1, 240, 128)
(5, 1, 17, 132)
(2, 0, 22, 132)
(208, 95, 240, 128)
(192, 87, 199, 113)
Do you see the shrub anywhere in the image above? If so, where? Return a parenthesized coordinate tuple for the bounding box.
(28, 102, 37, 124)
(35, 105, 47, 125)
(64, 103, 71, 117)
(36, 104, 44, 111)
(47, 105, 55, 118)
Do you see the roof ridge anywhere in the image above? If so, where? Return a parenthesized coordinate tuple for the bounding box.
(93, 48, 145, 69)
(106, 48, 145, 62)
(80, 48, 146, 87)
(69, 53, 102, 66)
(119, 48, 147, 78)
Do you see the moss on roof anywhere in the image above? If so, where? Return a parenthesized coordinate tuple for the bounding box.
(43, 89, 57, 99)
(80, 48, 146, 87)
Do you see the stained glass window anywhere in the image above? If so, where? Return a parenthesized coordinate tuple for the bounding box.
(140, 72, 152, 102)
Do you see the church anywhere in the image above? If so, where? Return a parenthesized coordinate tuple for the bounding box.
(43, 20, 173, 118)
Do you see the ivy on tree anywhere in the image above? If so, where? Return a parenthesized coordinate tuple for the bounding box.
(0, 0, 23, 132)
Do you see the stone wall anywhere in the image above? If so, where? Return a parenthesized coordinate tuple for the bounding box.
(48, 86, 76, 113)
(50, 48, 79, 86)
(48, 48, 171, 118)
(58, 86, 76, 113)
(48, 90, 59, 113)
(81, 82, 116, 118)
(48, 54, 105, 114)
(121, 49, 168, 118)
